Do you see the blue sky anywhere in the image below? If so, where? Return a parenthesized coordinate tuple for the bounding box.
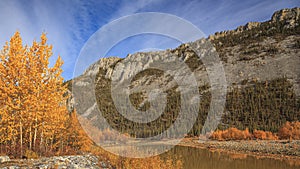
(0, 0, 299, 80)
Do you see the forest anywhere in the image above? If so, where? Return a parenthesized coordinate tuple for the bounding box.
(95, 65, 300, 139)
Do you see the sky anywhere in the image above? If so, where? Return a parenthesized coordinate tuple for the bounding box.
(0, 0, 299, 80)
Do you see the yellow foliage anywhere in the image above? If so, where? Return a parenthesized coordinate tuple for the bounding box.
(253, 130, 278, 140)
(278, 121, 300, 140)
(0, 31, 71, 157)
(210, 128, 252, 141)
(211, 128, 280, 141)
(24, 149, 39, 159)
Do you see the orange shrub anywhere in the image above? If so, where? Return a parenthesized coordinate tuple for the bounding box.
(210, 130, 224, 141)
(210, 128, 252, 141)
(242, 128, 252, 140)
(211, 122, 300, 141)
(253, 130, 278, 140)
(278, 121, 300, 140)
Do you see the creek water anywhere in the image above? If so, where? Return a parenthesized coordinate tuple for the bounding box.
(161, 145, 300, 169)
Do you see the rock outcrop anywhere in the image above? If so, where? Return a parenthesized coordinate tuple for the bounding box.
(83, 57, 121, 77)
(209, 7, 300, 40)
(0, 156, 10, 163)
(0, 154, 112, 169)
(271, 7, 300, 22)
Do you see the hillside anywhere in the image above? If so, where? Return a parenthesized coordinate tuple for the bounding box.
(69, 7, 300, 140)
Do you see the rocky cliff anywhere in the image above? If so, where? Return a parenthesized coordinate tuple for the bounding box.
(70, 7, 300, 139)
(208, 7, 300, 40)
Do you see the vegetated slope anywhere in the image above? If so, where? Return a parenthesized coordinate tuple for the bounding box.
(69, 7, 300, 139)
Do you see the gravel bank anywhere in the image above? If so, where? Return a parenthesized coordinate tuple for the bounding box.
(179, 138, 300, 158)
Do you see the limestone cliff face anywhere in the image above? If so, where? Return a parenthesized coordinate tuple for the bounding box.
(208, 22, 261, 40)
(209, 7, 300, 40)
(271, 7, 300, 22)
(83, 57, 121, 77)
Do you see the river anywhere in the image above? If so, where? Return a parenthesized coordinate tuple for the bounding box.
(161, 145, 300, 169)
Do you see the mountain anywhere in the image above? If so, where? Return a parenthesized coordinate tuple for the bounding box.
(68, 7, 300, 140)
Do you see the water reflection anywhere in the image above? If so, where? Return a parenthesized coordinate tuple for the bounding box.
(160, 145, 300, 169)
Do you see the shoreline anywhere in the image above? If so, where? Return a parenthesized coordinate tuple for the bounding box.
(177, 137, 300, 166)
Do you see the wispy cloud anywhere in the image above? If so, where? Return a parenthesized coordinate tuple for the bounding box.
(109, 0, 163, 20)
(0, 0, 78, 79)
(0, 0, 298, 79)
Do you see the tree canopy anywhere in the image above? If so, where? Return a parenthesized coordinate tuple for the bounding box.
(0, 32, 86, 158)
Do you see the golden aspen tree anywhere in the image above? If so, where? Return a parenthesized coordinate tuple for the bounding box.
(0, 32, 30, 157)
(0, 31, 70, 157)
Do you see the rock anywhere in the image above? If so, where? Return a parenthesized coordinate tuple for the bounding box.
(0, 155, 112, 169)
(83, 57, 121, 76)
(271, 7, 300, 23)
(209, 7, 300, 41)
(245, 22, 261, 30)
(0, 156, 10, 163)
